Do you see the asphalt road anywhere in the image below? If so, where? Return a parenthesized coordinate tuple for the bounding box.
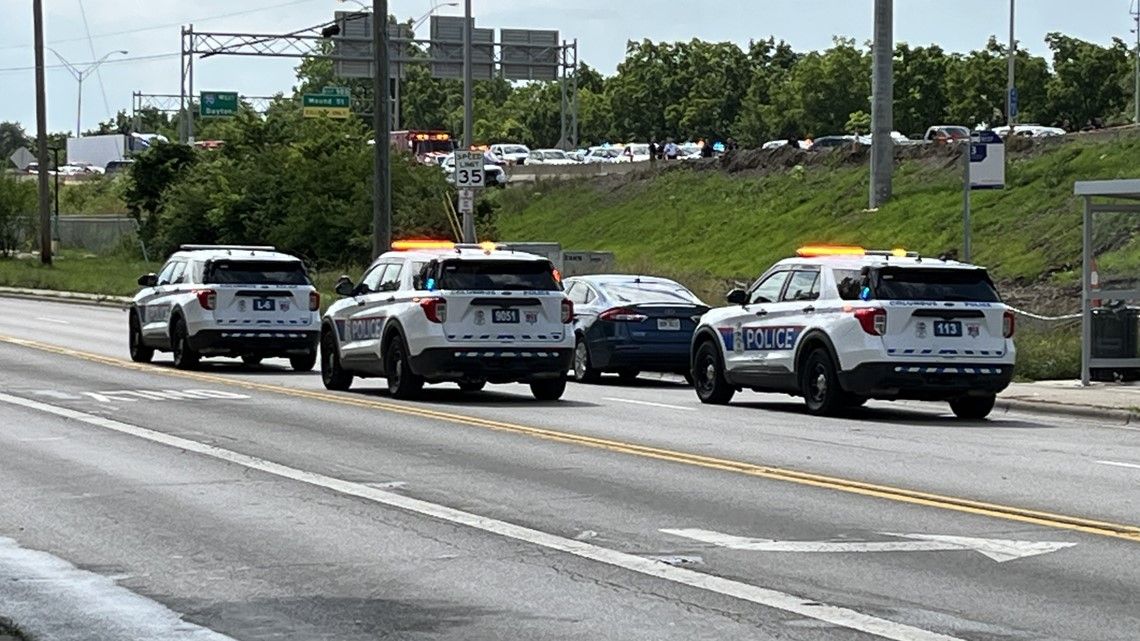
(0, 297, 1138, 641)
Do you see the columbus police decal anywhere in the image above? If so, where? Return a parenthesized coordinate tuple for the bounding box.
(720, 325, 804, 351)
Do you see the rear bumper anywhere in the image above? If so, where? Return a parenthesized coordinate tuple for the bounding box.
(589, 341, 691, 373)
(188, 329, 319, 356)
(838, 362, 1014, 400)
(409, 347, 572, 384)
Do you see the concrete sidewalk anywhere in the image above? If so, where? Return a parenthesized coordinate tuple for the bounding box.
(999, 380, 1140, 423)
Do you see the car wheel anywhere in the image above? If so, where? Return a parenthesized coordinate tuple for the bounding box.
(949, 395, 996, 420)
(241, 355, 263, 366)
(385, 337, 423, 399)
(530, 375, 566, 401)
(693, 340, 735, 404)
(290, 351, 317, 372)
(128, 312, 153, 363)
(802, 348, 842, 416)
(458, 380, 486, 393)
(617, 369, 640, 383)
(843, 395, 868, 408)
(320, 331, 353, 391)
(170, 317, 200, 370)
(573, 338, 601, 383)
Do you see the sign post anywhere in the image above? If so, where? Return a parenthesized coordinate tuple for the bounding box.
(199, 91, 238, 118)
(962, 131, 1006, 262)
(454, 150, 484, 242)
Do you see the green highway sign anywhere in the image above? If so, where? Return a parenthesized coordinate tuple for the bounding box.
(322, 86, 351, 97)
(302, 93, 351, 119)
(199, 91, 239, 118)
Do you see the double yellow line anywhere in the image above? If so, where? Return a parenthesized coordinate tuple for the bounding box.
(5, 333, 1140, 543)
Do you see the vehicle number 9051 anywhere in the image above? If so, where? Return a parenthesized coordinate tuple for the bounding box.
(492, 309, 519, 324)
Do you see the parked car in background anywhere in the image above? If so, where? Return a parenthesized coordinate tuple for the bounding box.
(991, 124, 1066, 138)
(923, 125, 971, 144)
(811, 135, 863, 151)
(621, 143, 652, 162)
(490, 144, 530, 165)
(528, 149, 579, 165)
(565, 275, 709, 384)
(104, 159, 135, 176)
(582, 147, 623, 164)
(678, 143, 702, 160)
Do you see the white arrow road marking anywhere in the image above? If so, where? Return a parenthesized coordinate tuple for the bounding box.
(0, 391, 966, 641)
(661, 528, 1076, 563)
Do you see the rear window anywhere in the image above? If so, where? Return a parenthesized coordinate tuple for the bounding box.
(599, 282, 703, 305)
(872, 267, 1000, 302)
(203, 260, 311, 285)
(437, 259, 559, 291)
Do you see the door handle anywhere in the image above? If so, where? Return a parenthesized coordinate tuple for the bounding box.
(754, 309, 768, 317)
(385, 296, 396, 303)
(802, 306, 816, 313)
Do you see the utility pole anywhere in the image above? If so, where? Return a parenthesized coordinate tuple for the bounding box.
(371, 0, 391, 258)
(1006, 0, 1016, 126)
(1133, 2, 1140, 124)
(33, 0, 52, 265)
(869, 0, 893, 209)
(49, 48, 128, 136)
(461, 0, 476, 243)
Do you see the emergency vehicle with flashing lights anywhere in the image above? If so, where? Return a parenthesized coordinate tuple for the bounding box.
(320, 240, 575, 400)
(690, 245, 1016, 419)
(390, 130, 455, 164)
(128, 245, 321, 371)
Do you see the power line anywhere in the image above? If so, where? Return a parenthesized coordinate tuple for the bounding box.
(0, 52, 180, 75)
(0, 0, 324, 51)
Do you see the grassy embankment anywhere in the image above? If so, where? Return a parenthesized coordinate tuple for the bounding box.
(493, 132, 1140, 379)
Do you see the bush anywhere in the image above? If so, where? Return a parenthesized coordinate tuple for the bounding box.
(0, 172, 37, 256)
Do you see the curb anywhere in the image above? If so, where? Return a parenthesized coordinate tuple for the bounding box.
(993, 398, 1138, 425)
(0, 287, 130, 309)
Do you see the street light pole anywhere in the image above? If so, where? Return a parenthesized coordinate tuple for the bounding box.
(49, 48, 129, 135)
(1006, 0, 1016, 126)
(371, 0, 391, 258)
(1133, 2, 1140, 124)
(869, 0, 893, 209)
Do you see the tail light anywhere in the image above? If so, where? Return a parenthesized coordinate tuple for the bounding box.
(598, 307, 647, 323)
(561, 298, 574, 324)
(195, 289, 216, 311)
(1003, 310, 1015, 338)
(420, 297, 447, 323)
(309, 291, 320, 312)
(854, 307, 887, 336)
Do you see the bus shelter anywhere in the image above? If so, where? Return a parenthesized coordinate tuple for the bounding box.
(1075, 179, 1140, 385)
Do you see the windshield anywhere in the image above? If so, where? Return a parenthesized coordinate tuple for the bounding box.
(438, 260, 559, 291)
(600, 281, 703, 305)
(542, 150, 567, 159)
(872, 267, 1000, 302)
(414, 140, 454, 155)
(629, 145, 649, 155)
(203, 260, 311, 285)
(500, 145, 528, 154)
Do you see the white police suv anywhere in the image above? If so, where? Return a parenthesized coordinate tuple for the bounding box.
(690, 246, 1016, 419)
(129, 245, 321, 370)
(319, 241, 574, 400)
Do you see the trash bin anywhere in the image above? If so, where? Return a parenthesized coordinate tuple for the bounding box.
(1091, 306, 1138, 358)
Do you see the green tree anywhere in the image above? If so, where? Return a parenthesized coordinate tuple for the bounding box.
(1043, 33, 1132, 128)
(845, 110, 872, 135)
(893, 44, 949, 135)
(0, 122, 32, 165)
(0, 170, 37, 255)
(767, 37, 870, 138)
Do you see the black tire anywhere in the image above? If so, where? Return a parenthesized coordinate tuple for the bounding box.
(843, 395, 869, 408)
(458, 380, 486, 392)
(572, 337, 601, 383)
(241, 355, 263, 366)
(617, 369, 640, 383)
(290, 351, 317, 372)
(530, 375, 567, 401)
(320, 330, 353, 391)
(802, 348, 844, 416)
(128, 312, 153, 363)
(385, 336, 424, 399)
(693, 340, 735, 404)
(170, 317, 200, 370)
(949, 395, 996, 420)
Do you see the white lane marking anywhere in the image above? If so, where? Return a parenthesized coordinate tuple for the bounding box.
(663, 529, 1075, 563)
(0, 392, 965, 641)
(34, 317, 70, 325)
(603, 397, 696, 412)
(1097, 460, 1140, 471)
(0, 536, 237, 641)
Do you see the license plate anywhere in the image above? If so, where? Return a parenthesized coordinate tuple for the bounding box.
(933, 320, 962, 337)
(252, 298, 276, 312)
(657, 318, 681, 331)
(492, 308, 519, 324)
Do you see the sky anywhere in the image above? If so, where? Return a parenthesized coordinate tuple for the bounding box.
(0, 0, 1134, 135)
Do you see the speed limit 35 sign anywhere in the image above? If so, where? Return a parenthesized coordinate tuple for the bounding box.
(454, 151, 485, 189)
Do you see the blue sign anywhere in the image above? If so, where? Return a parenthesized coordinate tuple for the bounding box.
(1009, 87, 1019, 121)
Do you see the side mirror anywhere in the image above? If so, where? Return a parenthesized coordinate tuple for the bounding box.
(726, 288, 748, 305)
(138, 273, 158, 287)
(334, 275, 355, 297)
